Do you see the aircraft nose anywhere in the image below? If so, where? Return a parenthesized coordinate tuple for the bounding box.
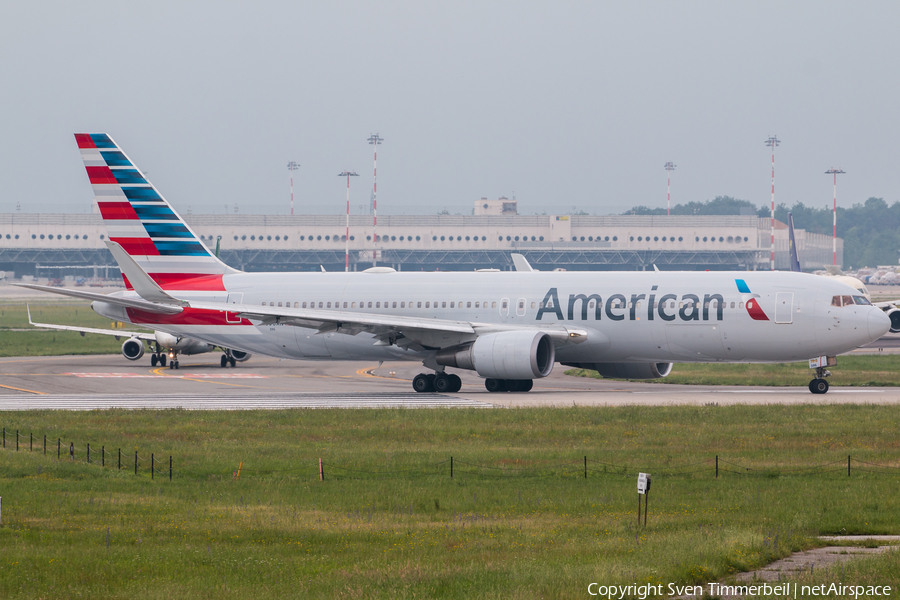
(868, 309, 891, 341)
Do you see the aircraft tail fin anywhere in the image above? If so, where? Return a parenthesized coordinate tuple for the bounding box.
(74, 133, 240, 291)
(787, 212, 802, 272)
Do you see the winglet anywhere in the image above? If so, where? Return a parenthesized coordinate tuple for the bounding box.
(104, 240, 185, 306)
(787, 212, 802, 272)
(26, 304, 33, 325)
(511, 253, 535, 272)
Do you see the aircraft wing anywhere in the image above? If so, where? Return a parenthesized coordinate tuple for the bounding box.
(189, 299, 585, 351)
(13, 283, 184, 315)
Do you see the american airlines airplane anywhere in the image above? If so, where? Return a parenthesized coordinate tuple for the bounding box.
(17, 134, 892, 394)
(26, 305, 251, 368)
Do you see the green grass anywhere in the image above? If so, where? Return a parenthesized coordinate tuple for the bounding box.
(0, 303, 136, 357)
(566, 354, 900, 387)
(0, 406, 899, 599)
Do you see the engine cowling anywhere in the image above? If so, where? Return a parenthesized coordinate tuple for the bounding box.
(565, 362, 673, 379)
(886, 307, 900, 334)
(436, 331, 555, 379)
(121, 338, 145, 361)
(230, 350, 251, 362)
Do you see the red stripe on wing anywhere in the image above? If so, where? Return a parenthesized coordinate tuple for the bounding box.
(126, 307, 250, 326)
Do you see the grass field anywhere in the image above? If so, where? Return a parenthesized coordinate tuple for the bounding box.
(566, 354, 900, 387)
(0, 406, 898, 599)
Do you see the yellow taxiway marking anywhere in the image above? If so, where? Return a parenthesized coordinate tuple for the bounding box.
(149, 366, 261, 388)
(0, 383, 47, 395)
(356, 366, 412, 382)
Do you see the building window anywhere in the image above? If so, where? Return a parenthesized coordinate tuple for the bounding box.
(703, 237, 708, 242)
(416, 236, 421, 241)
(580, 236, 585, 241)
(514, 236, 519, 241)
(251, 235, 255, 240)
(654, 236, 659, 241)
(433, 236, 438, 241)
(275, 235, 280, 241)
(440, 236, 445, 241)
(317, 235, 322, 240)
(612, 236, 617, 241)
(630, 236, 634, 241)
(507, 236, 512, 241)
(743, 236, 748, 242)
(572, 236, 577, 241)
(481, 236, 486, 241)
(325, 235, 330, 241)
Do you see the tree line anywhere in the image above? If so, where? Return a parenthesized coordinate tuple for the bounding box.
(626, 196, 900, 269)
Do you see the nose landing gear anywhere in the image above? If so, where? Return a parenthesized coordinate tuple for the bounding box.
(808, 356, 835, 394)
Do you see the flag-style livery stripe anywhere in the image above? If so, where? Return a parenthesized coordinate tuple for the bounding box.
(735, 279, 769, 321)
(76, 133, 236, 289)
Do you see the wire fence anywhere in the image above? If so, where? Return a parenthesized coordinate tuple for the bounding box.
(2, 426, 899, 483)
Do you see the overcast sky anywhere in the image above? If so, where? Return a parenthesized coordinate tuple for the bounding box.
(2, 1, 898, 217)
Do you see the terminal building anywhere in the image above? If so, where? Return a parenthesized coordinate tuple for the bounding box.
(0, 199, 842, 278)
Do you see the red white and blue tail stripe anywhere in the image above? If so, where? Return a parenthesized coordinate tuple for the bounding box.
(75, 133, 239, 290)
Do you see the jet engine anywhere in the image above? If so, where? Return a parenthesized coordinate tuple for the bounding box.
(154, 332, 213, 355)
(886, 307, 900, 334)
(121, 337, 145, 361)
(230, 349, 251, 362)
(435, 331, 555, 379)
(565, 362, 673, 379)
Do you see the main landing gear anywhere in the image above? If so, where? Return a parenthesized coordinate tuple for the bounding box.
(220, 353, 237, 368)
(809, 366, 831, 394)
(412, 372, 462, 393)
(150, 353, 167, 368)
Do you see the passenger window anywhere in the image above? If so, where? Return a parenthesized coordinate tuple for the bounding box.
(393, 302, 397, 308)
(343, 302, 348, 308)
(376, 302, 381, 308)
(492, 302, 497, 308)
(400, 302, 405, 308)
(425, 302, 430, 308)
(277, 302, 283, 307)
(730, 302, 735, 309)
(269, 302, 274, 306)
(539, 302, 545, 308)
(351, 302, 356, 308)
(467, 302, 472, 308)
(261, 302, 266, 306)
(475, 302, 480, 308)
(518, 301, 524, 309)
(442, 302, 446, 308)
(678, 302, 683, 309)
(327, 302, 332, 308)
(739, 302, 744, 309)
(317, 302, 323, 308)
(367, 302, 372, 308)
(302, 302, 307, 308)
(450, 302, 455, 308)
(294, 302, 299, 308)
(531, 302, 535, 309)
(636, 302, 641, 309)
(502, 301, 508, 309)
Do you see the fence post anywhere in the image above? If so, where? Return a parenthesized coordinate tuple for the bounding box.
(87, 443, 90, 464)
(134, 451, 138, 476)
(30, 433, 32, 452)
(848, 455, 851, 477)
(2, 427, 4, 448)
(716, 455, 718, 479)
(44, 435, 46, 455)
(450, 456, 453, 479)
(57, 438, 60, 460)
(102, 446, 105, 467)
(118, 448, 121, 470)
(151, 453, 154, 479)
(169, 456, 172, 481)
(584, 455, 587, 479)
(318, 458, 324, 481)
(16, 430, 18, 452)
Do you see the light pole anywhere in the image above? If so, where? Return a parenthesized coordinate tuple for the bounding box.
(338, 171, 359, 272)
(287, 161, 299, 216)
(765, 136, 780, 270)
(664, 162, 676, 216)
(826, 168, 845, 267)
(368, 134, 383, 266)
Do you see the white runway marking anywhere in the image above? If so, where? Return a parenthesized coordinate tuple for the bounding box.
(0, 393, 494, 410)
(64, 373, 268, 379)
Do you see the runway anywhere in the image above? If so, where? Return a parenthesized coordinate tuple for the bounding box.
(2, 352, 900, 409)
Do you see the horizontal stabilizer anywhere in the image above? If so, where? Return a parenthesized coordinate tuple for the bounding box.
(14, 283, 183, 315)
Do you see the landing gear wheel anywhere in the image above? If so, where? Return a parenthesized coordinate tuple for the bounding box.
(507, 379, 534, 392)
(447, 374, 462, 393)
(151, 354, 158, 367)
(433, 373, 452, 393)
(412, 373, 434, 393)
(174, 360, 180, 370)
(809, 378, 829, 394)
(485, 378, 508, 393)
(160, 355, 167, 367)
(221, 355, 228, 368)
(229, 357, 236, 368)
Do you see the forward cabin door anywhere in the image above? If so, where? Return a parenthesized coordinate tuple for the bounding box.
(774, 292, 794, 324)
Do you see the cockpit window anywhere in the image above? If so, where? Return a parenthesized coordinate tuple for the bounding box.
(832, 295, 872, 307)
